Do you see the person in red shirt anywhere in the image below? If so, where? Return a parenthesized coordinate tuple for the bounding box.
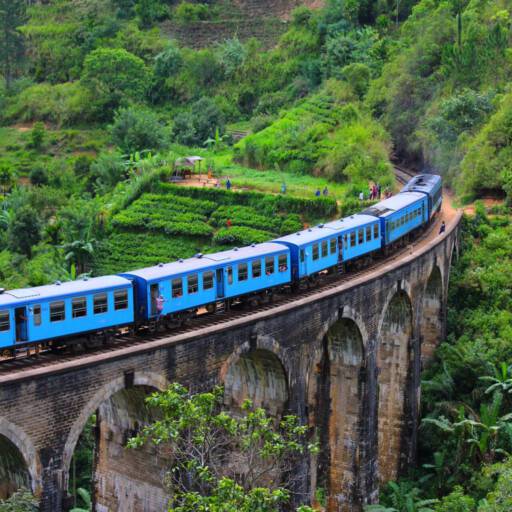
(226, 218, 232, 228)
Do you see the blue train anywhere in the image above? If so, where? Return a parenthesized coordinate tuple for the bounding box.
(0, 174, 442, 354)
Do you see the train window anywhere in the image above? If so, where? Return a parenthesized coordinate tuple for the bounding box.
(300, 249, 305, 263)
(278, 254, 288, 271)
(358, 229, 364, 244)
(312, 244, 319, 260)
(227, 266, 233, 285)
(321, 240, 328, 257)
(114, 290, 128, 310)
(0, 311, 9, 332)
(265, 256, 275, 275)
(72, 297, 87, 318)
(33, 305, 41, 326)
(330, 238, 336, 254)
(93, 293, 108, 315)
(203, 271, 214, 290)
(373, 224, 379, 238)
(366, 226, 372, 240)
(344, 234, 348, 248)
(188, 274, 199, 294)
(252, 260, 262, 278)
(350, 231, 356, 247)
(50, 301, 66, 322)
(238, 263, 248, 281)
(172, 278, 183, 298)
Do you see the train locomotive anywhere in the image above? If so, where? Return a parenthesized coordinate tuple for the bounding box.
(0, 174, 442, 355)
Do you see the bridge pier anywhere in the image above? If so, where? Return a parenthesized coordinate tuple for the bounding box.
(0, 217, 461, 511)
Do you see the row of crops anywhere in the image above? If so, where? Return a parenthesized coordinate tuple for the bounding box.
(94, 184, 338, 276)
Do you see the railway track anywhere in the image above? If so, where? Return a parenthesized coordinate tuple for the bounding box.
(394, 164, 417, 185)
(0, 166, 427, 377)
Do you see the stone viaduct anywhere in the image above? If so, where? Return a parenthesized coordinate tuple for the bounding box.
(0, 213, 461, 512)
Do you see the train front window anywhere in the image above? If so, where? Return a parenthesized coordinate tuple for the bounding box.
(238, 263, 248, 281)
(265, 256, 275, 275)
(33, 305, 41, 326)
(93, 294, 108, 315)
(0, 311, 9, 332)
(330, 238, 336, 254)
(172, 278, 182, 298)
(278, 254, 288, 271)
(358, 229, 363, 244)
(50, 301, 65, 322)
(72, 297, 87, 318)
(188, 274, 199, 294)
(312, 244, 319, 260)
(252, 260, 261, 278)
(203, 271, 214, 290)
(114, 290, 128, 310)
(373, 224, 379, 238)
(366, 226, 372, 240)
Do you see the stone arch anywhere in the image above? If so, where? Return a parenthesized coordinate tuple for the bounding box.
(420, 265, 444, 363)
(308, 314, 366, 511)
(63, 371, 168, 477)
(222, 346, 289, 417)
(377, 289, 413, 483)
(0, 418, 40, 498)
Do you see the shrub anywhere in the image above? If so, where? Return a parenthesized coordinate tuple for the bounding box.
(82, 48, 150, 115)
(213, 226, 273, 246)
(29, 122, 46, 150)
(174, 2, 210, 24)
(90, 151, 128, 194)
(111, 107, 170, 154)
(173, 97, 225, 146)
(29, 166, 49, 186)
(4, 82, 94, 126)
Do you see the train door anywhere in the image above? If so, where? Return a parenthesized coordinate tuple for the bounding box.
(150, 283, 159, 316)
(14, 307, 28, 343)
(216, 269, 225, 298)
(299, 247, 307, 276)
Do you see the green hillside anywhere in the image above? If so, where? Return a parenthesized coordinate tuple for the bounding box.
(1, 0, 512, 510)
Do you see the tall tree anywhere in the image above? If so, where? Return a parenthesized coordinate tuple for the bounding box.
(0, 0, 26, 89)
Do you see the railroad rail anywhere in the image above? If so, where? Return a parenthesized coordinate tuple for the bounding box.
(0, 166, 447, 381)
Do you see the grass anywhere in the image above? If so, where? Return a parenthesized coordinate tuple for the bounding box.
(168, 144, 353, 200)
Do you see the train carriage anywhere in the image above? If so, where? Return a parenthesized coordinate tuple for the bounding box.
(363, 192, 428, 246)
(323, 214, 381, 262)
(0, 276, 134, 350)
(400, 173, 442, 218)
(121, 242, 291, 323)
(273, 226, 340, 281)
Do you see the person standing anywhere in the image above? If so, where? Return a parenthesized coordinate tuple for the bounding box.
(281, 182, 287, 194)
(315, 188, 321, 197)
(359, 191, 364, 202)
(226, 218, 232, 229)
(439, 221, 446, 234)
(226, 178, 232, 190)
(323, 186, 328, 196)
(377, 183, 382, 199)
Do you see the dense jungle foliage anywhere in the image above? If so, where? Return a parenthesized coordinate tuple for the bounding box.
(0, 0, 512, 510)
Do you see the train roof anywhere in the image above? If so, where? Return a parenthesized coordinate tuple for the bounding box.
(274, 225, 336, 246)
(362, 192, 425, 218)
(0, 275, 131, 307)
(323, 214, 379, 232)
(122, 242, 289, 281)
(401, 174, 442, 194)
